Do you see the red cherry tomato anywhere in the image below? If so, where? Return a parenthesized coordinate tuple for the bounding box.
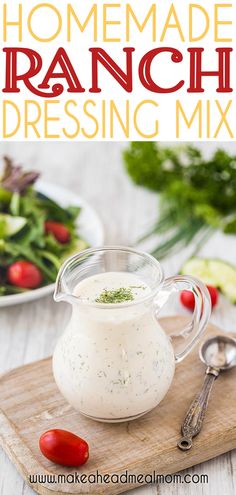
(180, 290, 195, 311)
(39, 429, 89, 467)
(45, 221, 70, 244)
(180, 285, 218, 311)
(7, 261, 42, 289)
(207, 285, 219, 307)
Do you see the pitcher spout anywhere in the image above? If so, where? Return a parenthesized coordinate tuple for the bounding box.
(54, 273, 67, 302)
(53, 251, 88, 304)
(53, 255, 75, 303)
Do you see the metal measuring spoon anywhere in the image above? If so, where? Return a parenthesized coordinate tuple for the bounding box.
(177, 335, 236, 451)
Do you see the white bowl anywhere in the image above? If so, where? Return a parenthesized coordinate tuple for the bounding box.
(0, 181, 104, 307)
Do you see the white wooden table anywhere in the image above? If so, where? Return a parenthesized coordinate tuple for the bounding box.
(0, 142, 235, 495)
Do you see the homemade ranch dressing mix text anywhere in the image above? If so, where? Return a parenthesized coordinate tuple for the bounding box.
(53, 272, 175, 420)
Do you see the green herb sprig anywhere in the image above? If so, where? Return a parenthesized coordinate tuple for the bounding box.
(123, 143, 236, 260)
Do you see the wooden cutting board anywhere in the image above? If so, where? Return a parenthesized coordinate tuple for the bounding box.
(0, 317, 236, 495)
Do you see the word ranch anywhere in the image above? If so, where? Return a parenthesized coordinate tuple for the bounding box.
(1, 47, 234, 97)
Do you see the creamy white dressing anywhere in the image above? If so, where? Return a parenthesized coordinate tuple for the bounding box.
(53, 272, 175, 422)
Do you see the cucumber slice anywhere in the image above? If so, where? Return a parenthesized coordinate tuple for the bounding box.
(181, 257, 236, 303)
(208, 260, 236, 304)
(0, 213, 27, 238)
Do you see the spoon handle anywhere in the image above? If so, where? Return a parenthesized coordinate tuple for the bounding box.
(177, 368, 219, 451)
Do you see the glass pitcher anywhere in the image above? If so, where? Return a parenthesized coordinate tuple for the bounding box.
(53, 246, 211, 422)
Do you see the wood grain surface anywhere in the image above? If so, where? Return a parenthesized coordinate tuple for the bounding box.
(0, 142, 236, 495)
(0, 318, 235, 495)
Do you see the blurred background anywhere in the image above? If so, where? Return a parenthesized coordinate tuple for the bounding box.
(1, 141, 236, 342)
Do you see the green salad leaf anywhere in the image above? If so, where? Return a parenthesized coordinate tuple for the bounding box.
(0, 157, 88, 294)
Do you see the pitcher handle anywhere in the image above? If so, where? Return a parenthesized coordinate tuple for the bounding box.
(154, 275, 211, 363)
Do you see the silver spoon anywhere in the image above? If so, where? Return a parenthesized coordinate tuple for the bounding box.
(177, 335, 236, 451)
